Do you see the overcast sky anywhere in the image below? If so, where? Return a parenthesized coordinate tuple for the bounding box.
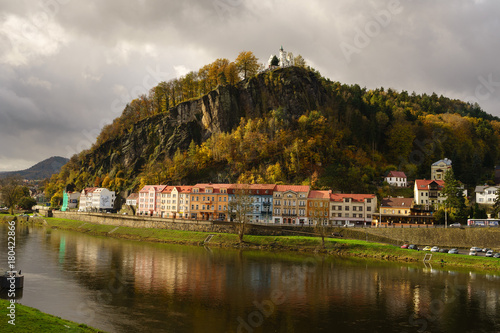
(1, 0, 499, 172)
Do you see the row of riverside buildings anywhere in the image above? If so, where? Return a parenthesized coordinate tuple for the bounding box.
(131, 184, 377, 226)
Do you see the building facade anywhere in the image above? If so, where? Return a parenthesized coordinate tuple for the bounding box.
(431, 158, 452, 180)
(475, 185, 499, 205)
(307, 190, 331, 225)
(385, 171, 407, 187)
(329, 194, 377, 226)
(414, 180, 446, 209)
(272, 185, 310, 224)
(78, 187, 115, 212)
(137, 185, 166, 216)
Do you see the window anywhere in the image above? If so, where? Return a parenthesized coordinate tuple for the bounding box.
(353, 206, 357, 211)
(344, 206, 349, 211)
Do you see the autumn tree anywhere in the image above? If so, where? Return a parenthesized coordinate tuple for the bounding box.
(0, 177, 24, 214)
(294, 54, 306, 68)
(228, 185, 254, 243)
(235, 51, 260, 80)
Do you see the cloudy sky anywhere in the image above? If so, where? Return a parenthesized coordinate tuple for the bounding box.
(1, 0, 499, 171)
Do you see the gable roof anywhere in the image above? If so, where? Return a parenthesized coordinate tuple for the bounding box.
(275, 185, 310, 192)
(381, 197, 414, 208)
(330, 193, 376, 202)
(432, 158, 452, 166)
(139, 185, 167, 193)
(415, 179, 445, 190)
(308, 190, 331, 199)
(475, 185, 499, 193)
(126, 193, 139, 200)
(386, 171, 407, 178)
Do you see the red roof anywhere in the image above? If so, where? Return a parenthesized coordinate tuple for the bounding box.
(275, 185, 310, 193)
(415, 179, 445, 189)
(82, 187, 98, 194)
(330, 193, 376, 202)
(381, 197, 414, 208)
(387, 171, 407, 178)
(308, 190, 331, 199)
(139, 185, 167, 193)
(175, 186, 193, 193)
(126, 193, 139, 200)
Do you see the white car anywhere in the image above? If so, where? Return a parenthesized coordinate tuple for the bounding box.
(450, 223, 461, 227)
(430, 246, 440, 252)
(485, 250, 494, 257)
(469, 250, 477, 256)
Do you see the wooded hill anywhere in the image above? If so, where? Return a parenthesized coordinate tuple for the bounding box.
(45, 63, 500, 205)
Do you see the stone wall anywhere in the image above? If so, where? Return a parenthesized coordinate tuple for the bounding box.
(51, 211, 328, 237)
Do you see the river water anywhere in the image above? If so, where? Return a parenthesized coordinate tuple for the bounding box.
(1, 224, 500, 333)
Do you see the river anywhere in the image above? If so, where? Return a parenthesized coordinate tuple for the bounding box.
(1, 224, 500, 333)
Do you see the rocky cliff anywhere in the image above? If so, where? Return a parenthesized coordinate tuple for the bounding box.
(82, 67, 331, 180)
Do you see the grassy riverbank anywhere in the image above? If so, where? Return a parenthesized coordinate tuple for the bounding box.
(0, 299, 106, 333)
(33, 216, 500, 272)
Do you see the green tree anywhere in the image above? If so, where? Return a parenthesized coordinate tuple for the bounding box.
(235, 51, 260, 80)
(18, 196, 37, 210)
(270, 55, 279, 66)
(442, 170, 467, 223)
(492, 190, 500, 218)
(0, 177, 24, 214)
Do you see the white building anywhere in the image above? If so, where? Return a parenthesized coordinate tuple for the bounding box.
(268, 46, 294, 68)
(78, 187, 116, 212)
(385, 171, 407, 187)
(414, 180, 446, 209)
(475, 185, 499, 205)
(126, 193, 138, 206)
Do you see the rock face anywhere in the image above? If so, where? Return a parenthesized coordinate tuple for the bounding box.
(82, 67, 330, 180)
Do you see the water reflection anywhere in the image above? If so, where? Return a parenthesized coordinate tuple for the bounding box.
(1, 225, 499, 333)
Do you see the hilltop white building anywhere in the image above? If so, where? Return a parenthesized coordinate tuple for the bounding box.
(268, 46, 294, 68)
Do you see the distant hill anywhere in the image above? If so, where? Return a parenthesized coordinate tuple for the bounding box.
(0, 156, 69, 180)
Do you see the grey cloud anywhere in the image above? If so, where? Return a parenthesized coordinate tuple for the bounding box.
(0, 0, 499, 171)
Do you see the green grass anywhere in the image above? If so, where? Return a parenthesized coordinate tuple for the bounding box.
(5, 216, 500, 272)
(0, 299, 106, 333)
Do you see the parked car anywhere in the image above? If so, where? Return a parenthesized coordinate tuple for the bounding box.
(344, 223, 355, 227)
(439, 248, 449, 253)
(485, 250, 494, 257)
(469, 250, 477, 256)
(482, 248, 491, 253)
(401, 244, 409, 249)
(423, 246, 432, 251)
(470, 247, 482, 252)
(493, 253, 500, 258)
(408, 244, 418, 250)
(431, 246, 440, 252)
(450, 223, 461, 227)
(449, 248, 459, 254)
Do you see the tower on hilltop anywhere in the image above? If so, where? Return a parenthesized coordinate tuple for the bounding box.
(268, 46, 294, 68)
